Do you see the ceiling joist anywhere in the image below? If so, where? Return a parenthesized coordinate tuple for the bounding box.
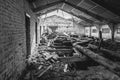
(36, 8, 58, 16)
(33, 0, 65, 13)
(61, 9, 93, 24)
(91, 0, 120, 17)
(63, 1, 104, 22)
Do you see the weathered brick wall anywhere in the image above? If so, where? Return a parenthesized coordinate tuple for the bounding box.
(0, 0, 38, 80)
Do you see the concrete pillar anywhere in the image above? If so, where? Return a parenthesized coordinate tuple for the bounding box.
(95, 24, 102, 39)
(108, 23, 116, 41)
(40, 26, 41, 37)
(89, 26, 92, 37)
(95, 24, 103, 50)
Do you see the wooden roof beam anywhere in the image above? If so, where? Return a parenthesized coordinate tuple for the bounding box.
(36, 8, 58, 16)
(63, 1, 105, 22)
(61, 9, 94, 24)
(33, 0, 65, 13)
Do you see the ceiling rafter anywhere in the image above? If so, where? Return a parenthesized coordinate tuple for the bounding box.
(61, 9, 94, 24)
(36, 8, 58, 16)
(33, 0, 65, 13)
(32, 0, 119, 23)
(71, 0, 84, 12)
(63, 1, 104, 22)
(64, 1, 120, 23)
(32, 0, 105, 22)
(91, 0, 120, 17)
(36, 8, 94, 25)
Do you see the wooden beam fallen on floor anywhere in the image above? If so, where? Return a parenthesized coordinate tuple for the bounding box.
(58, 56, 85, 63)
(50, 46, 73, 49)
(88, 44, 120, 58)
(44, 49, 73, 52)
(73, 44, 120, 77)
(35, 65, 52, 77)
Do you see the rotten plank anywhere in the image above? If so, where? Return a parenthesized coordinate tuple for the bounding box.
(50, 46, 73, 49)
(88, 44, 120, 58)
(58, 56, 85, 63)
(35, 65, 52, 77)
(73, 44, 120, 77)
(44, 49, 73, 52)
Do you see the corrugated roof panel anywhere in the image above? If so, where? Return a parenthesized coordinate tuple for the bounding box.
(89, 17, 98, 22)
(35, 0, 47, 7)
(78, 0, 96, 10)
(72, 9, 83, 15)
(47, 0, 60, 3)
(113, 17, 120, 22)
(67, 0, 82, 5)
(63, 4, 74, 11)
(90, 6, 107, 14)
(100, 11, 118, 19)
(80, 13, 92, 19)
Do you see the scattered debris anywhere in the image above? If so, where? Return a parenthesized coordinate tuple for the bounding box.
(21, 32, 120, 80)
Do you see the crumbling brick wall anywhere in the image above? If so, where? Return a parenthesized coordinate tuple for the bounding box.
(0, 0, 38, 80)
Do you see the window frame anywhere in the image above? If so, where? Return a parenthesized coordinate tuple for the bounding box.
(117, 28, 120, 34)
(102, 28, 110, 33)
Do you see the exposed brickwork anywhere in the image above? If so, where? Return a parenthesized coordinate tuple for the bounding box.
(0, 0, 38, 80)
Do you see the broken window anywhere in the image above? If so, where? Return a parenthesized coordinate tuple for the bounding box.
(102, 28, 110, 33)
(117, 28, 120, 34)
(92, 29, 97, 33)
(85, 29, 89, 33)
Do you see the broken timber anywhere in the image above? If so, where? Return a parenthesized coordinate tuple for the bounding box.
(73, 43, 120, 77)
(58, 56, 85, 63)
(88, 44, 120, 58)
(50, 46, 72, 49)
(35, 65, 52, 77)
(44, 49, 73, 52)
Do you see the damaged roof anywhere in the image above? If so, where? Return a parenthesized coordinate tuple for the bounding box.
(28, 0, 120, 26)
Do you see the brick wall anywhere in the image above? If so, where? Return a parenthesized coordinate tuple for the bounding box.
(0, 0, 38, 80)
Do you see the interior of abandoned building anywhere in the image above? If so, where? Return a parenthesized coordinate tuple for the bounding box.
(1, 0, 120, 80)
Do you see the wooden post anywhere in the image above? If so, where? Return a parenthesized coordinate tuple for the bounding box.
(95, 24, 103, 50)
(112, 26, 115, 41)
(109, 23, 115, 41)
(89, 26, 92, 37)
(95, 24, 102, 39)
(73, 44, 120, 77)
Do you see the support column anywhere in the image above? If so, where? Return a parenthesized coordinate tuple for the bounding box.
(95, 24, 102, 39)
(108, 23, 116, 41)
(95, 24, 103, 50)
(40, 26, 41, 37)
(89, 26, 92, 37)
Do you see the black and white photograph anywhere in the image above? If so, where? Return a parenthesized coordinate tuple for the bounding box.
(0, 0, 120, 80)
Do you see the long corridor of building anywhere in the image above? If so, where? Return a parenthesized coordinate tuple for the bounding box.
(1, 0, 120, 80)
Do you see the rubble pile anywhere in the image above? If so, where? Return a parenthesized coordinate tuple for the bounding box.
(40, 65, 120, 80)
(22, 32, 120, 80)
(89, 38, 120, 51)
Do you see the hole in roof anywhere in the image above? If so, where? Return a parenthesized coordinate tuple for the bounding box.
(39, 9, 82, 23)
